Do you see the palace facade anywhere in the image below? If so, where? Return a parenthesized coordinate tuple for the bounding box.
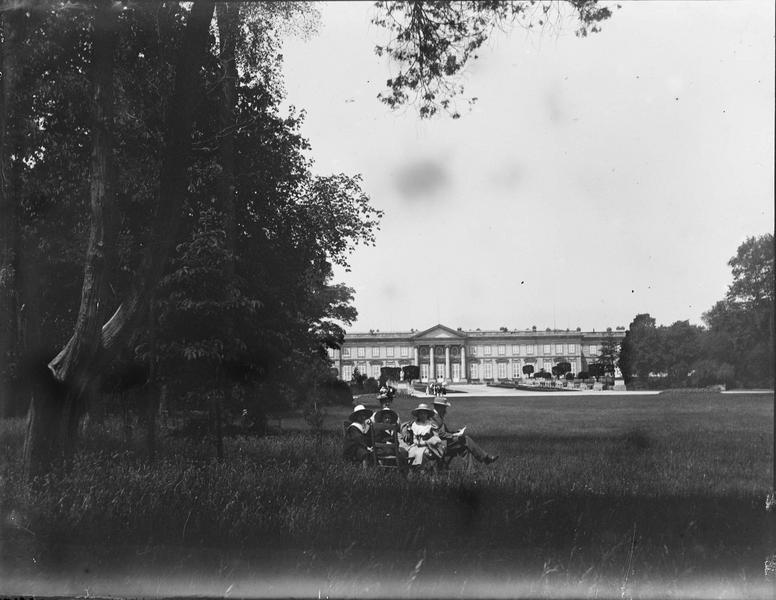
(329, 323, 626, 383)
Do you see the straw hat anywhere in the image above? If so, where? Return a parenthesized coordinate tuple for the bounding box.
(433, 397, 451, 407)
(349, 404, 373, 422)
(373, 407, 399, 423)
(411, 402, 435, 417)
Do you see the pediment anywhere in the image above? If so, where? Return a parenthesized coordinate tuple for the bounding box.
(411, 324, 466, 340)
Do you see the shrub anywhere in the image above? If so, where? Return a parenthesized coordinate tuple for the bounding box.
(363, 377, 379, 394)
(319, 378, 353, 406)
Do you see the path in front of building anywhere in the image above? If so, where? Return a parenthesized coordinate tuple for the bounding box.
(442, 384, 661, 397)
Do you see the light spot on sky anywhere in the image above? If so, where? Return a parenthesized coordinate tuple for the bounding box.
(392, 158, 450, 203)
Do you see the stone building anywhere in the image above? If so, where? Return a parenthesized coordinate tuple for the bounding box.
(328, 323, 625, 383)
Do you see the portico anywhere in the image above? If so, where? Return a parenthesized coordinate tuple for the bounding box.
(411, 324, 468, 383)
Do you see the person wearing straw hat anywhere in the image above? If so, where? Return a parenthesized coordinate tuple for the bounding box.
(343, 404, 374, 464)
(432, 397, 498, 464)
(406, 402, 444, 467)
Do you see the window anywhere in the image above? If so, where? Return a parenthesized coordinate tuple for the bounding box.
(526, 345, 534, 355)
(568, 344, 576, 353)
(435, 363, 445, 378)
(543, 344, 551, 355)
(342, 366, 352, 381)
(556, 344, 563, 354)
(512, 362, 522, 378)
(543, 360, 553, 371)
(512, 345, 520, 355)
(342, 347, 351, 358)
(421, 364, 430, 380)
(327, 348, 335, 359)
(483, 345, 492, 356)
(589, 344, 597, 355)
(386, 346, 394, 357)
(372, 365, 381, 378)
(470, 346, 477, 356)
(470, 363, 479, 379)
(400, 346, 409, 357)
(484, 362, 493, 379)
(497, 345, 506, 355)
(498, 362, 507, 379)
(372, 346, 380, 358)
(357, 347, 365, 358)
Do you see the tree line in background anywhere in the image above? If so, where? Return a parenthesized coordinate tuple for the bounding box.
(618, 234, 774, 389)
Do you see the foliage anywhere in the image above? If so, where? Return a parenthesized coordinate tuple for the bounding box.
(401, 364, 420, 382)
(596, 333, 619, 376)
(522, 364, 534, 377)
(363, 377, 380, 394)
(372, 0, 614, 118)
(379, 366, 401, 385)
(620, 234, 774, 389)
(552, 361, 572, 378)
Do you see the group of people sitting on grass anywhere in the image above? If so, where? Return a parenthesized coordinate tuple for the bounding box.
(343, 383, 498, 471)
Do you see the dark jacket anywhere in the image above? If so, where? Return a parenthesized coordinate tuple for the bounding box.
(343, 422, 370, 462)
(431, 413, 457, 442)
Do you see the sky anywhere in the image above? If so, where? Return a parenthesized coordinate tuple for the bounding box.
(279, 1, 774, 333)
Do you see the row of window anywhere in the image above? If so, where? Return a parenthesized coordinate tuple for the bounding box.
(336, 344, 598, 359)
(341, 359, 577, 383)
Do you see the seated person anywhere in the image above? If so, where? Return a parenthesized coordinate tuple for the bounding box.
(343, 404, 373, 465)
(432, 397, 498, 464)
(377, 383, 396, 408)
(406, 402, 444, 467)
(371, 407, 409, 470)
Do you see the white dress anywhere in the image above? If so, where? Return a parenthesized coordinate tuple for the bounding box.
(407, 421, 442, 466)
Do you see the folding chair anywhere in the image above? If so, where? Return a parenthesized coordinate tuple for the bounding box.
(369, 422, 404, 469)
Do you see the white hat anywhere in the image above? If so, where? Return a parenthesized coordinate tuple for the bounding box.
(433, 397, 451, 407)
(349, 404, 373, 422)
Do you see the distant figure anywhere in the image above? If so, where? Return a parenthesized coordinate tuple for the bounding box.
(377, 383, 396, 407)
(343, 404, 373, 465)
(432, 397, 498, 464)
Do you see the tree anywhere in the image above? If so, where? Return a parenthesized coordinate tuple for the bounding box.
(379, 366, 401, 386)
(703, 233, 774, 387)
(402, 364, 420, 383)
(522, 364, 534, 378)
(618, 313, 662, 383)
(553, 361, 572, 378)
(597, 333, 619, 377)
(22, 1, 218, 477)
(373, 1, 614, 118)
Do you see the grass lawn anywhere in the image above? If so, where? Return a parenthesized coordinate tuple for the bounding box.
(1, 391, 773, 598)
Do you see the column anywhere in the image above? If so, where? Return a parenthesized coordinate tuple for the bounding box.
(492, 359, 497, 380)
(460, 346, 466, 382)
(429, 345, 434, 381)
(509, 358, 513, 380)
(444, 346, 450, 380)
(413, 346, 419, 366)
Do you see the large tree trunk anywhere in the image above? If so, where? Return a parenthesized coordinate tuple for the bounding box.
(23, 1, 118, 477)
(23, 1, 216, 478)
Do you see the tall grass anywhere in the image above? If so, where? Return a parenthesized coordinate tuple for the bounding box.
(0, 392, 772, 597)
